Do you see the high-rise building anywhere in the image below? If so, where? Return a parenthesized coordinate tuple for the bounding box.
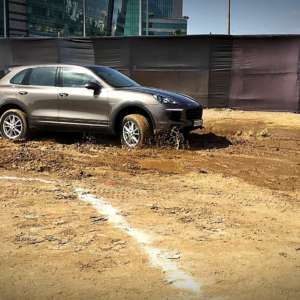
(4, 0, 28, 37)
(0, 0, 187, 37)
(0, 0, 4, 37)
(1, 0, 110, 37)
(173, 0, 183, 18)
(108, 0, 148, 36)
(27, 0, 110, 37)
(108, 0, 187, 36)
(148, 0, 187, 36)
(27, 0, 83, 37)
(85, 0, 109, 36)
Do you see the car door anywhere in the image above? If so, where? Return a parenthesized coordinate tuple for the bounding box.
(13, 67, 59, 126)
(57, 66, 110, 129)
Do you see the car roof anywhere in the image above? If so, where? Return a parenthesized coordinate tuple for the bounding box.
(0, 65, 113, 78)
(4, 64, 108, 69)
(0, 64, 106, 83)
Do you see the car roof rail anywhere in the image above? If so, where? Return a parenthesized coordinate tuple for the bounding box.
(0, 64, 21, 79)
(5, 64, 22, 70)
(0, 69, 8, 79)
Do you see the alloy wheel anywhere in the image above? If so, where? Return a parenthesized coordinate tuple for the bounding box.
(2, 114, 23, 139)
(122, 120, 141, 147)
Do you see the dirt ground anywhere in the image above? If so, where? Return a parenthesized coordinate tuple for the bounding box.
(0, 109, 299, 300)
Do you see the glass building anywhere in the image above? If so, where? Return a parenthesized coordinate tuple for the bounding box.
(123, 0, 140, 36)
(109, 0, 148, 36)
(27, 0, 109, 37)
(1, 0, 109, 37)
(148, 0, 173, 18)
(109, 0, 187, 37)
(0, 0, 187, 37)
(147, 0, 186, 36)
(86, 0, 109, 36)
(109, 0, 125, 36)
(27, 0, 83, 37)
(148, 17, 187, 36)
(0, 0, 4, 37)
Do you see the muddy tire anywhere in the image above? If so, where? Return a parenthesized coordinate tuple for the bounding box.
(121, 114, 152, 148)
(0, 109, 28, 141)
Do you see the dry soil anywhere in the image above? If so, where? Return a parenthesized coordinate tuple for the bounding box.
(0, 109, 299, 300)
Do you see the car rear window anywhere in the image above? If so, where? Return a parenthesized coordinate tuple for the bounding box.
(10, 69, 28, 85)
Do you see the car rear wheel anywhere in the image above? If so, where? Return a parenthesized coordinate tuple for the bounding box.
(0, 109, 28, 141)
(121, 114, 152, 148)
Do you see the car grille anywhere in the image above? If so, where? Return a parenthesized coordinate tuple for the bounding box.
(186, 107, 202, 120)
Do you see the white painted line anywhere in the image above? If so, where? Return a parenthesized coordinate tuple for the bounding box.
(0, 176, 201, 294)
(76, 188, 201, 294)
(0, 176, 54, 185)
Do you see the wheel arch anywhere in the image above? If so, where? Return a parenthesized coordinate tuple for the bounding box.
(112, 104, 155, 135)
(0, 101, 28, 118)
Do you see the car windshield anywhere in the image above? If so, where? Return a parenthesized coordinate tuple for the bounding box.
(88, 66, 139, 88)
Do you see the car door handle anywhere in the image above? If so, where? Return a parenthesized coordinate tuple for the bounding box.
(59, 93, 69, 97)
(18, 91, 28, 95)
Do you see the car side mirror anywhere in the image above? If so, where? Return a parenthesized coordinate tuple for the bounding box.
(85, 81, 102, 95)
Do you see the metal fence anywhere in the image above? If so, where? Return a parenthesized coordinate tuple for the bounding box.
(0, 35, 299, 112)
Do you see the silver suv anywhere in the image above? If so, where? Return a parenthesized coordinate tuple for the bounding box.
(0, 64, 203, 148)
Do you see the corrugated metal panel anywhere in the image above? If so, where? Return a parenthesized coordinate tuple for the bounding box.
(93, 38, 131, 74)
(10, 39, 59, 64)
(208, 37, 232, 108)
(229, 37, 300, 112)
(58, 39, 95, 64)
(0, 35, 299, 112)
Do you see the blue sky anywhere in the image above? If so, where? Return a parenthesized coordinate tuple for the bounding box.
(183, 0, 300, 35)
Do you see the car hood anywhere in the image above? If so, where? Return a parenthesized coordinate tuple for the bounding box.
(120, 86, 201, 107)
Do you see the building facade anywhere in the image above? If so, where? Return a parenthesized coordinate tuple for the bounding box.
(0, 0, 186, 37)
(28, 0, 109, 37)
(0, 0, 4, 37)
(148, 17, 187, 36)
(109, 0, 187, 37)
(1, 0, 110, 37)
(149, 0, 187, 35)
(108, 0, 149, 36)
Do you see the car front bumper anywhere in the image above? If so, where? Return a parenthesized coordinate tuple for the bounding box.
(153, 106, 204, 134)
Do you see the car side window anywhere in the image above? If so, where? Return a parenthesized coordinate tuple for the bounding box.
(28, 67, 57, 86)
(62, 67, 97, 88)
(10, 69, 28, 85)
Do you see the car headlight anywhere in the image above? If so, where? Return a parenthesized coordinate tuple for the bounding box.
(153, 94, 177, 105)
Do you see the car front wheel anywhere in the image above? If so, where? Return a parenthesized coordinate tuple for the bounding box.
(121, 114, 152, 148)
(0, 109, 28, 141)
